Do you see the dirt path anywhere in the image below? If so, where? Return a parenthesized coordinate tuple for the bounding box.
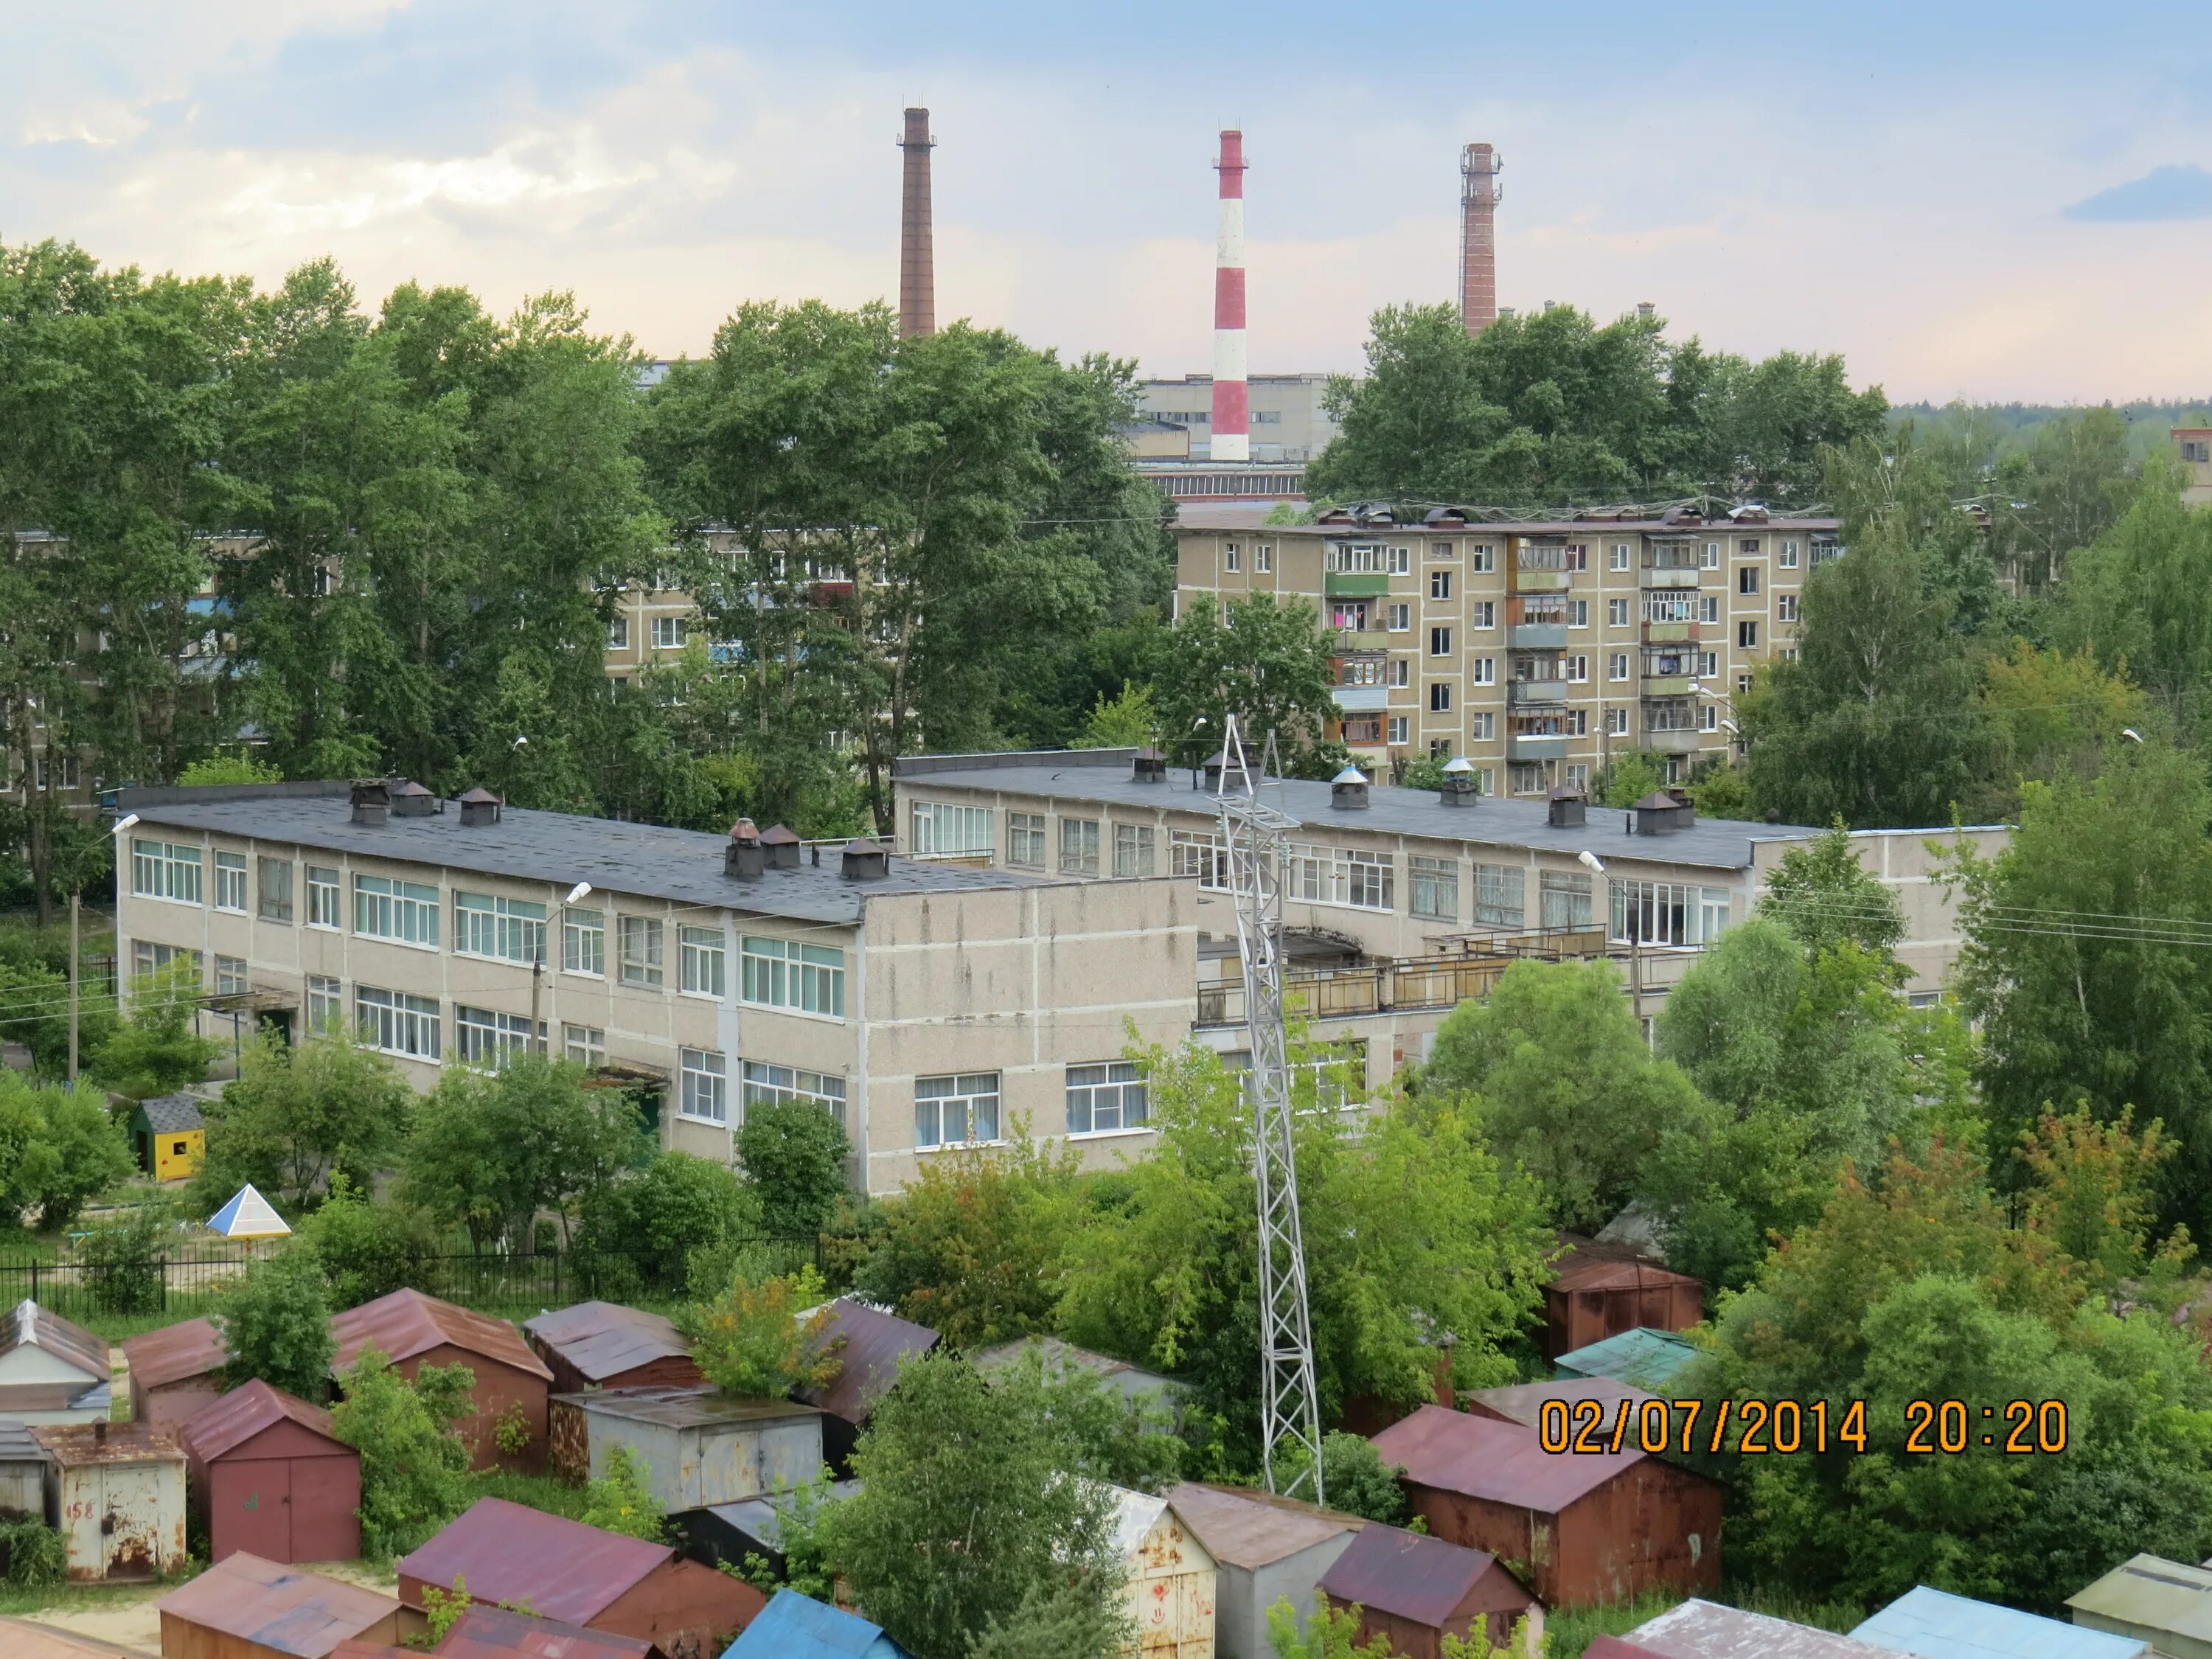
(13, 1593, 164, 1656)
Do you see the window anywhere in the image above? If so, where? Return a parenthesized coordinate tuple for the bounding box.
(1256, 543, 1273, 572)
(564, 908, 605, 975)
(455, 891, 546, 963)
(357, 986, 439, 1060)
(1475, 864, 1526, 929)
(1566, 763, 1590, 790)
(257, 858, 293, 922)
(1387, 716, 1410, 745)
(565, 1024, 607, 1068)
(1702, 651, 1719, 676)
(1780, 540, 1800, 568)
(1388, 546, 1411, 575)
(1429, 626, 1452, 657)
(1475, 766, 1498, 794)
(307, 866, 341, 929)
(681, 925, 727, 997)
(1470, 600, 1496, 628)
(1811, 539, 1843, 566)
(1607, 707, 1630, 735)
(1429, 683, 1452, 713)
(1607, 598, 1630, 627)
(1470, 711, 1495, 740)
(1388, 658, 1411, 687)
(1541, 869, 1594, 931)
(1067, 1061, 1147, 1135)
(1737, 620, 1759, 650)
(1289, 846, 1394, 910)
(1224, 543, 1242, 573)
(36, 757, 80, 791)
(1469, 544, 1495, 572)
(916, 1072, 1001, 1148)
(355, 875, 439, 947)
(215, 955, 248, 995)
(680, 1048, 728, 1123)
(456, 1005, 540, 1068)
(1702, 703, 1719, 731)
(1471, 657, 1495, 685)
(1740, 538, 1760, 554)
(744, 1061, 847, 1127)
(213, 853, 247, 912)
(1007, 811, 1046, 868)
(1777, 593, 1799, 623)
(131, 839, 203, 905)
(1431, 540, 1455, 559)
(1739, 566, 1760, 594)
(650, 615, 689, 650)
(1610, 543, 1632, 571)
(1609, 653, 1630, 681)
(741, 936, 846, 1017)
(1738, 672, 1756, 695)
(132, 941, 201, 981)
(1567, 709, 1589, 735)
(1566, 655, 1589, 683)
(1611, 881, 1733, 947)
(1430, 570, 1453, 601)
(1169, 830, 1229, 890)
(619, 915, 664, 986)
(1386, 603, 1411, 632)
(306, 975, 341, 1032)
(1700, 542, 1722, 569)
(1410, 855, 1458, 921)
(911, 801, 992, 858)
(1700, 595, 1720, 624)
(606, 614, 629, 649)
(1060, 818, 1101, 875)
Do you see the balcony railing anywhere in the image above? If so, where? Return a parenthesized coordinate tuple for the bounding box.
(1507, 622, 1569, 650)
(1507, 680, 1568, 706)
(1335, 628, 1391, 653)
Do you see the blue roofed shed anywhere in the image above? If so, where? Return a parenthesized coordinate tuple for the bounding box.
(720, 1587, 909, 1659)
(1554, 1327, 1698, 1389)
(1853, 1585, 2148, 1659)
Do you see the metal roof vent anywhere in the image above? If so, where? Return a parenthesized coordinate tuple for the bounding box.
(726, 818, 765, 880)
(762, 824, 802, 871)
(841, 837, 890, 882)
(349, 779, 389, 827)
(1631, 791, 1694, 835)
(1439, 755, 1478, 810)
(1547, 782, 1587, 829)
(457, 787, 501, 827)
(1133, 747, 1167, 785)
(1331, 765, 1370, 811)
(389, 780, 437, 818)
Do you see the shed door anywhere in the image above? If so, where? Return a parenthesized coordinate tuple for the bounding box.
(100, 1464, 168, 1579)
(214, 1459, 292, 1564)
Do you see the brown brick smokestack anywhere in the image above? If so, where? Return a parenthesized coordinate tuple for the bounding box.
(899, 107, 936, 338)
(1459, 142, 1501, 335)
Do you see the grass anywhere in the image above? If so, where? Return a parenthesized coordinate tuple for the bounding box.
(0, 1578, 165, 1619)
(473, 1467, 590, 1522)
(1547, 1588, 1867, 1658)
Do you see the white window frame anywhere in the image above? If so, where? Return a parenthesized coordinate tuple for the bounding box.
(910, 801, 993, 858)
(257, 858, 293, 923)
(1779, 540, 1801, 568)
(1386, 603, 1411, 632)
(1409, 855, 1458, 922)
(1430, 682, 1452, 713)
(1471, 658, 1495, 686)
(1610, 880, 1733, 947)
(650, 614, 690, 650)
(1609, 653, 1631, 682)
(1066, 1061, 1149, 1136)
(1388, 546, 1411, 575)
(1566, 655, 1590, 683)
(1541, 869, 1595, 931)
(1429, 626, 1452, 658)
(619, 914, 664, 987)
(1607, 707, 1630, 735)
(1007, 810, 1046, 869)
(1224, 542, 1242, 573)
(1471, 600, 1496, 629)
(916, 1071, 1003, 1150)
(1430, 570, 1453, 601)
(1169, 830, 1230, 891)
(456, 1005, 540, 1069)
(1777, 593, 1800, 623)
(564, 1023, 608, 1068)
(1607, 598, 1630, 627)
(1256, 543, 1273, 573)
(607, 614, 630, 649)
(679, 1048, 728, 1123)
(1113, 823, 1155, 877)
(354, 874, 439, 948)
(1475, 864, 1526, 930)
(455, 891, 546, 964)
(306, 975, 342, 1033)
(215, 955, 248, 995)
(1470, 545, 1496, 573)
(356, 985, 440, 1060)
(1470, 711, 1495, 740)
(1060, 818, 1101, 876)
(1387, 716, 1410, 745)
(306, 866, 341, 930)
(131, 839, 204, 906)
(740, 935, 846, 1018)
(1568, 600, 1589, 628)
(1610, 543, 1632, 571)
(212, 852, 248, 913)
(681, 925, 727, 998)
(563, 907, 605, 975)
(742, 1060, 848, 1129)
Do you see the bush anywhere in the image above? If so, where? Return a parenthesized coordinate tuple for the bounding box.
(0, 1072, 134, 1229)
(330, 1347, 475, 1557)
(580, 1443, 667, 1541)
(216, 1242, 335, 1398)
(74, 1198, 175, 1313)
(0, 1516, 65, 1587)
(735, 1098, 851, 1238)
(580, 1150, 763, 1295)
(1274, 1433, 1411, 1526)
(299, 1175, 428, 1309)
(683, 1265, 841, 1399)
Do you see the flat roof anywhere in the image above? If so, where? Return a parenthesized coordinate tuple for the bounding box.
(122, 785, 1051, 926)
(896, 751, 1828, 874)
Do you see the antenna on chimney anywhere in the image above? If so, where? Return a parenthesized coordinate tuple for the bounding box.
(898, 108, 936, 338)
(1459, 142, 1503, 335)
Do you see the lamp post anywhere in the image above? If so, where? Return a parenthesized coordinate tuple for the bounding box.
(77, 812, 143, 1089)
(530, 880, 594, 1055)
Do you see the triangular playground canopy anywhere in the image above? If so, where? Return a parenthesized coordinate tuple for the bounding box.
(205, 1183, 291, 1239)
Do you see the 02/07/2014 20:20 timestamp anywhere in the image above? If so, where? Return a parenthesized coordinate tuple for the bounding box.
(1538, 1397, 2071, 1457)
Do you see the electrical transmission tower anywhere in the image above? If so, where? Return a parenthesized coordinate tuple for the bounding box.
(1213, 717, 1326, 1503)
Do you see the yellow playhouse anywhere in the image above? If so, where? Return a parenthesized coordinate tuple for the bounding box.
(130, 1093, 206, 1183)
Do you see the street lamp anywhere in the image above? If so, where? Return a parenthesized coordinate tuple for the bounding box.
(529, 881, 596, 1054)
(1577, 849, 1607, 874)
(2122, 728, 2145, 744)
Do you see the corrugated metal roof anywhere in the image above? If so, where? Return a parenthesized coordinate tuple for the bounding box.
(795, 1301, 938, 1425)
(554, 1383, 818, 1432)
(1, 1300, 108, 1385)
(724, 1587, 908, 1659)
(1630, 1599, 1894, 1659)
(1465, 1377, 1658, 1430)
(32, 1422, 182, 1467)
(0, 1422, 49, 1464)
(1550, 1244, 1702, 1296)
(1854, 1586, 2147, 1659)
(332, 1290, 552, 1382)
(1554, 1327, 1701, 1388)
(1371, 1404, 1646, 1513)
(398, 1499, 671, 1625)
(970, 1335, 1182, 1402)
(181, 1378, 341, 1463)
(121, 1316, 226, 1390)
(523, 1301, 691, 1385)
(156, 1552, 404, 1655)
(1585, 1640, 1672, 1659)
(1318, 1522, 1513, 1629)
(138, 1093, 204, 1134)
(332, 1645, 414, 1659)
(2067, 1554, 2212, 1643)
(1164, 1481, 1363, 1570)
(434, 1604, 655, 1659)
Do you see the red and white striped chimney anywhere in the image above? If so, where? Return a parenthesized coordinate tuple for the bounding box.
(1210, 129, 1249, 463)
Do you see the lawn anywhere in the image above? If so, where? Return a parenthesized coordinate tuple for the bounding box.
(1548, 1587, 1867, 1658)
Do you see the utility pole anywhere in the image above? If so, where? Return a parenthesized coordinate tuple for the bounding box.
(66, 891, 79, 1089)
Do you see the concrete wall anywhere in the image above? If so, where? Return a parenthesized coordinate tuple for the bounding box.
(1753, 825, 2011, 998)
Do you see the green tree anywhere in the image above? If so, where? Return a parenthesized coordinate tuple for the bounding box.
(1757, 822, 1906, 961)
(1152, 594, 1340, 776)
(970, 1576, 1135, 1659)
(1593, 751, 1666, 809)
(1273, 1433, 1410, 1526)
(90, 957, 215, 1100)
(1077, 680, 1159, 748)
(193, 1029, 414, 1214)
(580, 1443, 667, 1542)
(1267, 1599, 1394, 1659)
(1976, 640, 2143, 810)
(330, 1347, 476, 1558)
(580, 1149, 763, 1293)
(983, 1345, 1183, 1494)
(298, 1174, 429, 1309)
(175, 754, 285, 786)
(734, 1099, 850, 1239)
(0, 1073, 133, 1229)
(2054, 475, 2212, 740)
(215, 1242, 335, 1398)
(2020, 1106, 2192, 1289)
(684, 1265, 841, 1399)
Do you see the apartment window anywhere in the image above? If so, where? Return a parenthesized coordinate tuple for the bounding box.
(1256, 543, 1273, 572)
(356, 986, 439, 1060)
(1431, 540, 1455, 559)
(456, 1006, 539, 1068)
(1702, 703, 1720, 731)
(679, 1048, 728, 1123)
(1386, 603, 1411, 632)
(1221, 600, 1234, 625)
(917, 1072, 1002, 1149)
(1060, 818, 1102, 876)
(1225, 543, 1242, 573)
(1567, 709, 1589, 735)
(911, 801, 993, 858)
(1780, 540, 1801, 568)
(1429, 627, 1452, 657)
(1604, 598, 1629, 627)
(354, 875, 439, 947)
(212, 852, 248, 913)
(1565, 543, 1590, 571)
(1566, 763, 1591, 791)
(741, 935, 846, 1017)
(1470, 711, 1495, 740)
(744, 1061, 847, 1127)
(1702, 651, 1720, 676)
(1388, 658, 1411, 688)
(1387, 716, 1410, 745)
(455, 891, 546, 963)
(1471, 658, 1495, 685)
(1777, 593, 1800, 623)
(1475, 864, 1526, 930)
(1739, 566, 1760, 595)
(1737, 620, 1759, 650)
(131, 941, 201, 982)
(563, 908, 605, 975)
(650, 615, 689, 650)
(1064, 1060, 1150, 1136)
(215, 955, 248, 995)
(131, 839, 203, 905)
(1700, 595, 1720, 625)
(1738, 672, 1756, 695)
(1607, 707, 1630, 735)
(1740, 538, 1761, 554)
(1388, 546, 1411, 575)
(1610, 543, 1632, 571)
(564, 1024, 607, 1068)
(1611, 880, 1733, 947)
(1470, 601, 1496, 628)
(1114, 824, 1156, 878)
(1430, 570, 1453, 601)
(619, 915, 664, 986)
(306, 975, 341, 1033)
(606, 614, 629, 649)
(1540, 869, 1595, 931)
(1609, 653, 1630, 682)
(681, 925, 727, 998)
(257, 858, 293, 922)
(307, 866, 341, 929)
(1007, 811, 1046, 868)
(1169, 830, 1229, 891)
(1430, 683, 1452, 713)
(1700, 543, 1721, 568)
(1409, 855, 1459, 922)
(1470, 545, 1495, 573)
(1566, 655, 1589, 683)
(1289, 846, 1394, 911)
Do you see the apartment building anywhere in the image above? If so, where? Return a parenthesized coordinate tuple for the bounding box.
(2174, 426, 2212, 506)
(893, 748, 2001, 1091)
(1176, 504, 1843, 790)
(111, 780, 1195, 1196)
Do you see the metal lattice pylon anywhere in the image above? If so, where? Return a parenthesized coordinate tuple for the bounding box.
(1213, 716, 1325, 1503)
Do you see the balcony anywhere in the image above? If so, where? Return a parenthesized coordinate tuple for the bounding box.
(1507, 622, 1568, 650)
(1332, 685, 1390, 713)
(1198, 953, 1514, 1028)
(1510, 568, 1570, 594)
(1642, 675, 1693, 698)
(1640, 567, 1701, 589)
(1335, 627, 1391, 653)
(1508, 680, 1568, 706)
(1325, 571, 1393, 598)
(1643, 728, 1706, 754)
(1506, 733, 1571, 761)
(1641, 621, 1697, 644)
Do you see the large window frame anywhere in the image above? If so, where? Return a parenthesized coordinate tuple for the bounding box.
(213, 852, 248, 913)
(1409, 855, 1458, 922)
(619, 916, 664, 987)
(257, 858, 293, 923)
(454, 891, 546, 964)
(1475, 863, 1526, 929)
(131, 839, 203, 906)
(564, 908, 605, 975)
(1059, 818, 1101, 876)
(356, 985, 440, 1060)
(1169, 830, 1229, 891)
(1066, 1061, 1148, 1136)
(681, 925, 727, 998)
(740, 936, 846, 1018)
(742, 1060, 847, 1130)
(680, 1048, 728, 1123)
(354, 874, 439, 948)
(1540, 869, 1595, 932)
(1610, 880, 1733, 947)
(456, 1005, 540, 1069)
(306, 866, 341, 930)
(910, 801, 993, 858)
(916, 1071, 1002, 1150)
(1114, 824, 1155, 878)
(1007, 811, 1046, 869)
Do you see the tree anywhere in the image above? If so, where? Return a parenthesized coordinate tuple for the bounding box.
(2020, 1106, 2191, 1288)
(215, 1242, 334, 1398)
(194, 1029, 413, 1214)
(734, 1099, 850, 1239)
(298, 1174, 429, 1309)
(1077, 681, 1158, 749)
(1152, 594, 1340, 776)
(1976, 641, 2143, 809)
(580, 1444, 667, 1542)
(580, 1149, 763, 1294)
(983, 1346, 1184, 1494)
(175, 754, 285, 786)
(0, 1072, 133, 1229)
(1593, 751, 1666, 810)
(1273, 1433, 1410, 1526)
(683, 1265, 841, 1399)
(1267, 1600, 1394, 1659)
(89, 957, 215, 1100)
(970, 1576, 1135, 1659)
(1758, 822, 1907, 961)
(329, 1347, 475, 1557)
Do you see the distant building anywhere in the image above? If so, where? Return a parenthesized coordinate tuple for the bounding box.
(1138, 373, 1339, 462)
(1854, 1585, 2147, 1659)
(2174, 427, 2212, 505)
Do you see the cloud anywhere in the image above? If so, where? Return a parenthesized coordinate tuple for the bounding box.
(2064, 163, 2212, 221)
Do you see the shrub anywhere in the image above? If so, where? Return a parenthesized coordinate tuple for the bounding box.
(580, 1150, 762, 1295)
(74, 1198, 175, 1313)
(299, 1174, 428, 1309)
(493, 1402, 532, 1458)
(580, 1444, 666, 1541)
(0, 1072, 134, 1229)
(735, 1098, 851, 1238)
(683, 1265, 841, 1399)
(0, 1516, 65, 1587)
(330, 1347, 475, 1557)
(216, 1242, 335, 1398)
(1273, 1433, 1411, 1526)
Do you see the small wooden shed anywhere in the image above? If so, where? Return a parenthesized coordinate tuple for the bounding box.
(330, 1290, 552, 1471)
(33, 1420, 187, 1582)
(547, 1385, 821, 1510)
(122, 1317, 231, 1434)
(0, 1299, 113, 1423)
(1319, 1522, 1537, 1659)
(397, 1498, 764, 1659)
(0, 1420, 51, 1520)
(1167, 1481, 1364, 1659)
(1543, 1238, 1703, 1361)
(793, 1299, 938, 1475)
(131, 1093, 206, 1183)
(1107, 1486, 1217, 1659)
(182, 1379, 361, 1565)
(524, 1301, 702, 1397)
(156, 1551, 422, 1658)
(434, 1606, 658, 1659)
(1370, 1404, 1724, 1610)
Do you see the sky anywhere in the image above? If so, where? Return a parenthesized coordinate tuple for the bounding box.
(8, 1, 2212, 405)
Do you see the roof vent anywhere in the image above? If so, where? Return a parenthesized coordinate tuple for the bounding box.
(1133, 747, 1167, 785)
(1439, 755, 1478, 810)
(762, 824, 802, 871)
(457, 787, 501, 828)
(349, 779, 389, 827)
(389, 780, 437, 818)
(1631, 791, 1694, 835)
(726, 818, 765, 880)
(1331, 765, 1370, 811)
(841, 838, 890, 882)
(1547, 783, 1587, 829)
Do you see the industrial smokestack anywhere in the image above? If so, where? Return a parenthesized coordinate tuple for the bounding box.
(1210, 129, 1249, 463)
(898, 107, 936, 338)
(1459, 142, 1502, 335)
